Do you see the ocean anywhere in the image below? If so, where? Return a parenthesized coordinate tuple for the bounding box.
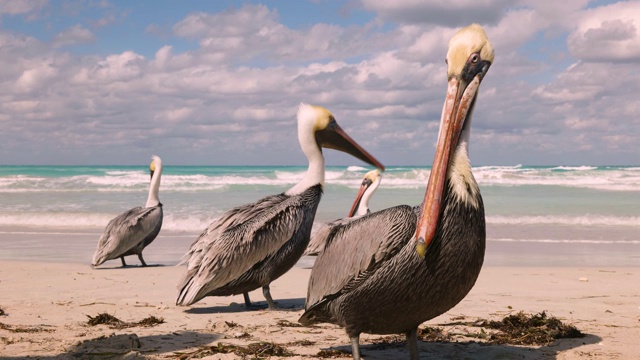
(0, 165, 639, 267)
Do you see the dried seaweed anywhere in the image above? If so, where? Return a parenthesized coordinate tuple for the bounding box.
(86, 313, 165, 329)
(0, 322, 54, 333)
(245, 342, 293, 357)
(418, 326, 453, 342)
(276, 319, 303, 327)
(475, 311, 584, 345)
(177, 341, 294, 359)
(287, 339, 315, 346)
(316, 349, 352, 358)
(135, 315, 165, 327)
(87, 313, 123, 327)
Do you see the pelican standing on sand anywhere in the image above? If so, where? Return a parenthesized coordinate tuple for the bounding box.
(304, 169, 381, 256)
(176, 104, 384, 309)
(299, 24, 494, 359)
(92, 156, 164, 267)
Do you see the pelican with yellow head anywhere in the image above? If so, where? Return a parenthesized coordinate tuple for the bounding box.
(300, 24, 493, 359)
(176, 104, 384, 309)
(92, 155, 164, 267)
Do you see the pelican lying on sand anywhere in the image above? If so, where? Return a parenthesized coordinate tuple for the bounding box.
(299, 24, 494, 359)
(304, 169, 381, 256)
(176, 104, 384, 309)
(92, 156, 164, 268)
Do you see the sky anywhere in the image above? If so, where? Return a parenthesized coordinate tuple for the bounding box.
(0, 0, 639, 166)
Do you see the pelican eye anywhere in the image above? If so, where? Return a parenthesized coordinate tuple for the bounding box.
(469, 53, 480, 64)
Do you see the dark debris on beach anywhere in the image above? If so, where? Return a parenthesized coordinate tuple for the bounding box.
(170, 310, 585, 359)
(419, 326, 454, 342)
(176, 341, 294, 359)
(431, 310, 585, 346)
(316, 348, 353, 358)
(0, 322, 54, 333)
(476, 311, 585, 345)
(86, 312, 165, 329)
(277, 319, 304, 327)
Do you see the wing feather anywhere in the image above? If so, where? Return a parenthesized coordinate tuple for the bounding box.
(305, 205, 416, 307)
(177, 192, 307, 305)
(304, 216, 360, 256)
(92, 206, 161, 266)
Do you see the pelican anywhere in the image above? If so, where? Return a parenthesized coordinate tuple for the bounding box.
(298, 24, 493, 359)
(91, 156, 164, 267)
(176, 104, 384, 309)
(304, 169, 381, 256)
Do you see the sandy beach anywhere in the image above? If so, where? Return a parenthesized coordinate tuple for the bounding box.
(1, 260, 638, 359)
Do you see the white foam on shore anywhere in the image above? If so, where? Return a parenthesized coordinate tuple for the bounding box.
(3, 166, 640, 192)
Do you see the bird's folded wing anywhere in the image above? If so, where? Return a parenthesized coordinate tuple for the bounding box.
(306, 205, 416, 306)
(94, 206, 159, 260)
(177, 193, 306, 301)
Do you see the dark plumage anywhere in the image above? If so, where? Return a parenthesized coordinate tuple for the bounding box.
(299, 24, 494, 359)
(304, 169, 381, 257)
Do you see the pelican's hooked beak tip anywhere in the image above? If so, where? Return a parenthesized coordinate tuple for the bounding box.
(416, 237, 427, 258)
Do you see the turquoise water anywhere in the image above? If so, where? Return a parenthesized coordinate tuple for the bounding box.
(1, 165, 639, 266)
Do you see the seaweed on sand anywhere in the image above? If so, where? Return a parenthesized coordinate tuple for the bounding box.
(86, 313, 165, 329)
(475, 311, 585, 345)
(176, 341, 293, 359)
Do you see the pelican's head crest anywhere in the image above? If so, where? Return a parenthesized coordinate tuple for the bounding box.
(363, 169, 381, 183)
(297, 103, 335, 132)
(446, 24, 494, 79)
(150, 155, 161, 172)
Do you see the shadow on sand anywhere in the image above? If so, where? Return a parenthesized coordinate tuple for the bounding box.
(91, 264, 166, 270)
(326, 333, 602, 359)
(3, 331, 220, 359)
(183, 297, 306, 314)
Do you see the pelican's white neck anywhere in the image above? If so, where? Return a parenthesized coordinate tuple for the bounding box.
(286, 105, 325, 196)
(447, 139, 479, 209)
(355, 177, 380, 216)
(145, 158, 162, 207)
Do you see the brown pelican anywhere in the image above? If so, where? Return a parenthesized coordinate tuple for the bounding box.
(176, 104, 384, 309)
(92, 156, 164, 267)
(298, 24, 494, 359)
(304, 169, 381, 256)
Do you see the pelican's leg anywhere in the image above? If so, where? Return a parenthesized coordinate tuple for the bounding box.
(243, 292, 268, 310)
(406, 327, 419, 360)
(137, 253, 148, 267)
(120, 256, 127, 267)
(243, 292, 252, 307)
(262, 284, 277, 309)
(349, 336, 361, 360)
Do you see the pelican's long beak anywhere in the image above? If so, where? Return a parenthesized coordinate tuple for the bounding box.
(348, 177, 373, 217)
(316, 122, 385, 171)
(415, 74, 484, 258)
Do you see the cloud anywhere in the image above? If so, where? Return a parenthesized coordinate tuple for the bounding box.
(172, 4, 401, 65)
(0, 0, 47, 16)
(360, 0, 514, 26)
(568, 1, 640, 62)
(0, 1, 638, 166)
(52, 24, 94, 48)
(74, 51, 145, 83)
